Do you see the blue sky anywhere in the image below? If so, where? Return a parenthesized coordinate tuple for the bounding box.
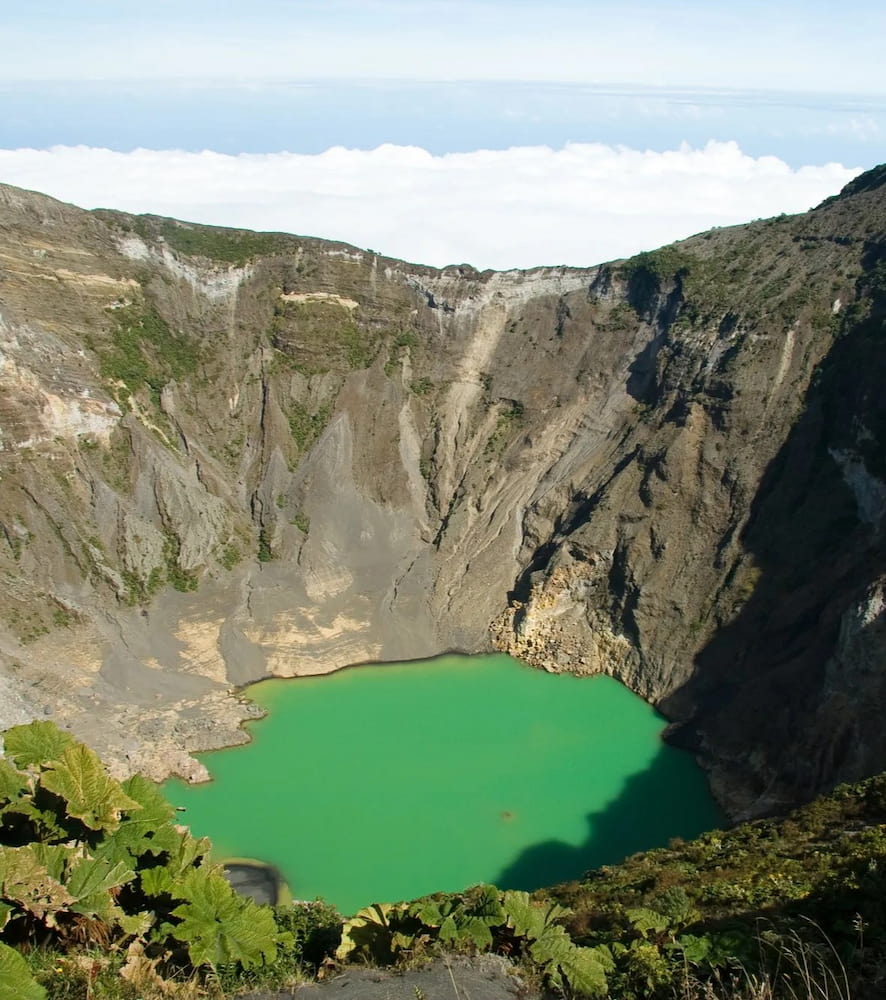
(5, 0, 886, 92)
(1, 1, 884, 267)
(0, 0, 886, 93)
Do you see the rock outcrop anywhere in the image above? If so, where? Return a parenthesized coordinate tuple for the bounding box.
(0, 169, 884, 817)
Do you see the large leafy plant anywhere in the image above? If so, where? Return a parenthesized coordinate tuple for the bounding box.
(0, 720, 287, 997)
(336, 883, 613, 996)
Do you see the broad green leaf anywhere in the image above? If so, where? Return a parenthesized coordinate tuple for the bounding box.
(351, 902, 401, 927)
(336, 902, 404, 962)
(155, 917, 178, 942)
(121, 774, 174, 818)
(0, 845, 74, 925)
(559, 944, 611, 997)
(29, 844, 74, 882)
(626, 906, 671, 936)
(529, 922, 575, 967)
(537, 899, 570, 930)
(161, 832, 213, 881)
(589, 942, 616, 973)
(454, 915, 493, 949)
(525, 923, 611, 996)
(40, 743, 141, 832)
(502, 890, 545, 939)
(676, 929, 748, 968)
(3, 721, 74, 769)
(410, 898, 450, 927)
(106, 775, 180, 859)
(170, 869, 279, 969)
(70, 891, 116, 921)
(0, 903, 12, 930)
(140, 866, 175, 898)
(529, 924, 588, 991)
(390, 931, 416, 952)
(101, 821, 180, 865)
(91, 834, 138, 871)
(67, 855, 135, 905)
(0, 759, 29, 805)
(7, 799, 70, 841)
(466, 884, 506, 924)
(466, 885, 502, 917)
(438, 914, 459, 943)
(529, 906, 615, 996)
(0, 942, 45, 1000)
(676, 933, 712, 963)
(117, 910, 155, 937)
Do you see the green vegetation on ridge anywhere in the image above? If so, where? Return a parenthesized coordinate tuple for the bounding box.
(100, 212, 298, 265)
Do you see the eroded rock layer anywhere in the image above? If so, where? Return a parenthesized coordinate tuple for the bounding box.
(0, 169, 884, 816)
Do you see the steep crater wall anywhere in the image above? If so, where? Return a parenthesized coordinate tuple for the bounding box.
(0, 173, 884, 819)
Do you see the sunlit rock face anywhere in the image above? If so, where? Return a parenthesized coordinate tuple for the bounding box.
(0, 166, 884, 819)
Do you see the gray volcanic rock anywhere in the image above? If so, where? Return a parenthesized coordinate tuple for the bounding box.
(0, 169, 884, 818)
(243, 954, 544, 1000)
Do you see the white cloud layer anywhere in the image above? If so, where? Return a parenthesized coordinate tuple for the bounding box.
(0, 141, 861, 270)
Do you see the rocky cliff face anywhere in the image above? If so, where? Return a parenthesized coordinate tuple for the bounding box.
(0, 169, 884, 817)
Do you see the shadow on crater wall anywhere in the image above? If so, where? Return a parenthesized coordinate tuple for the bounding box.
(661, 234, 886, 814)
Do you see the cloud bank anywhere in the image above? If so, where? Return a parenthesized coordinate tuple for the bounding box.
(0, 141, 861, 270)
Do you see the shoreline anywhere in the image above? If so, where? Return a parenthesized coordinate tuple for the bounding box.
(165, 648, 504, 785)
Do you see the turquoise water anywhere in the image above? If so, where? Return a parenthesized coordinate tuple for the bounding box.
(163, 654, 722, 914)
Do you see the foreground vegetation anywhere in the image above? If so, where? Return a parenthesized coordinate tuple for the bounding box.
(2, 721, 886, 998)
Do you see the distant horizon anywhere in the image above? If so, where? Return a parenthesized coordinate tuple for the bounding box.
(6, 0, 886, 93)
(3, 78, 882, 164)
(4, 1, 883, 268)
(7, 76, 886, 92)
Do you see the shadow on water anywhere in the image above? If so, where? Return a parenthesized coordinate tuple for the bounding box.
(492, 744, 724, 892)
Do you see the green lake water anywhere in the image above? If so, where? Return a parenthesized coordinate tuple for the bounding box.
(163, 654, 723, 915)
